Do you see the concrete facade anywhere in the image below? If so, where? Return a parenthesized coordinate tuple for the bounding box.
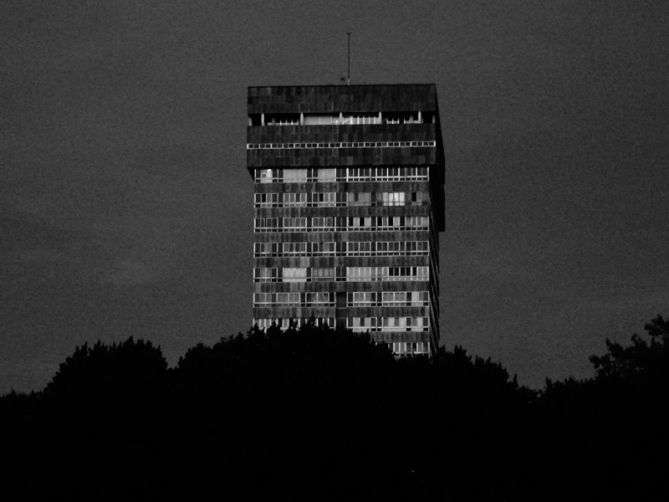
(248, 84, 444, 356)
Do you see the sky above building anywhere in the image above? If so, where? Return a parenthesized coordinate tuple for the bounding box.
(2, 0, 668, 392)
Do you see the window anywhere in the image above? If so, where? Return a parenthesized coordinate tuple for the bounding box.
(267, 114, 300, 126)
(346, 167, 372, 182)
(254, 318, 276, 330)
(382, 291, 410, 306)
(347, 317, 377, 332)
(303, 114, 337, 125)
(283, 169, 307, 183)
(344, 266, 429, 282)
(347, 292, 377, 306)
(346, 267, 371, 282)
(381, 192, 405, 206)
(411, 291, 428, 306)
(282, 242, 308, 255)
(311, 267, 335, 281)
(276, 292, 300, 305)
(377, 217, 401, 230)
(322, 192, 338, 207)
(312, 241, 336, 255)
(410, 192, 427, 206)
(379, 167, 400, 181)
(341, 113, 381, 125)
(254, 268, 278, 282)
(382, 317, 408, 331)
(254, 242, 278, 256)
(380, 317, 428, 332)
(406, 241, 429, 255)
(310, 192, 338, 207)
(254, 218, 279, 232)
(317, 168, 336, 182)
(282, 267, 307, 283)
(257, 168, 280, 183)
(254, 193, 279, 207)
(406, 216, 429, 229)
(410, 317, 429, 331)
(282, 217, 307, 231)
(284, 193, 307, 207)
(253, 293, 273, 305)
(312, 217, 335, 231)
(313, 317, 335, 327)
(346, 241, 372, 256)
(305, 292, 332, 305)
(348, 192, 371, 206)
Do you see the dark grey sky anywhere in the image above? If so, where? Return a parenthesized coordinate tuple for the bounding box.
(2, 0, 668, 392)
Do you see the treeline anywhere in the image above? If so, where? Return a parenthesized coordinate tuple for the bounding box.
(1, 317, 668, 501)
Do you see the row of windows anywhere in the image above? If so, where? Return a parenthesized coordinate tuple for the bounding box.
(254, 318, 335, 330)
(253, 317, 432, 333)
(254, 216, 429, 232)
(253, 241, 429, 257)
(253, 266, 430, 283)
(247, 140, 436, 150)
(255, 167, 429, 183)
(254, 267, 333, 282)
(251, 319, 431, 355)
(347, 316, 430, 332)
(253, 292, 334, 307)
(345, 266, 429, 282)
(254, 191, 428, 208)
(347, 291, 429, 306)
(393, 341, 430, 355)
(251, 111, 426, 127)
(251, 291, 429, 308)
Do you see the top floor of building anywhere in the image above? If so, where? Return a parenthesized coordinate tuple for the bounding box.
(248, 84, 439, 121)
(246, 84, 444, 159)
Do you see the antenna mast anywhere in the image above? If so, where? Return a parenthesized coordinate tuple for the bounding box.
(347, 32, 351, 85)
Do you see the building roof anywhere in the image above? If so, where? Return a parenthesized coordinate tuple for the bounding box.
(247, 84, 439, 114)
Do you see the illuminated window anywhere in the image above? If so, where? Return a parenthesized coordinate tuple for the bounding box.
(317, 168, 336, 182)
(283, 169, 307, 183)
(282, 268, 307, 283)
(257, 169, 279, 183)
(381, 192, 405, 206)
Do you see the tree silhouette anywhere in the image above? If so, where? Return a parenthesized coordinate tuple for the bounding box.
(43, 337, 168, 401)
(3, 316, 668, 500)
(534, 315, 669, 502)
(590, 314, 669, 382)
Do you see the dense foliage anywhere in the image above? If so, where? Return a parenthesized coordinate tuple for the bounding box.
(1, 317, 668, 500)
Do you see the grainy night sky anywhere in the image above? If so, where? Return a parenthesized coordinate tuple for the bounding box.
(2, 0, 668, 393)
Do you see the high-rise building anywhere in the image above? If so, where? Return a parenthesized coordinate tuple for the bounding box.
(248, 84, 444, 356)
